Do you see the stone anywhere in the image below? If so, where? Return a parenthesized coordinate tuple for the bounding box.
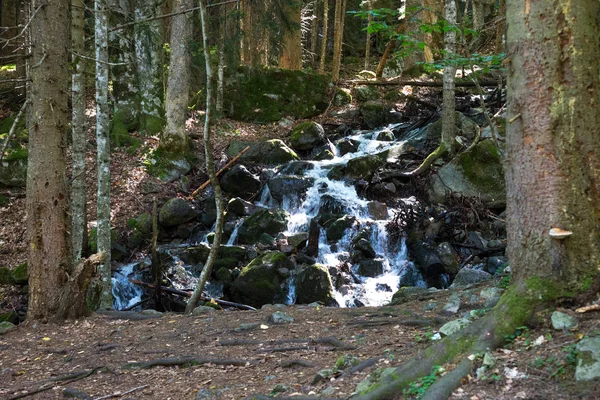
(287, 233, 309, 249)
(337, 138, 359, 156)
(486, 256, 508, 275)
(10, 263, 28, 285)
(237, 208, 288, 245)
(353, 238, 376, 258)
(466, 231, 489, 251)
(270, 311, 294, 324)
(436, 242, 459, 275)
(294, 264, 335, 305)
(451, 268, 492, 288)
(314, 149, 334, 160)
(357, 259, 384, 277)
(290, 121, 326, 151)
(345, 151, 388, 180)
(296, 252, 316, 265)
(230, 251, 294, 307)
(326, 215, 356, 242)
(353, 85, 379, 102)
(551, 311, 579, 330)
(268, 175, 314, 202)
(159, 198, 196, 228)
(192, 306, 216, 315)
(228, 139, 299, 165)
(367, 201, 388, 220)
(220, 165, 261, 200)
(227, 197, 261, 217)
(398, 264, 423, 287)
(576, 336, 600, 381)
(0, 158, 27, 187)
(360, 101, 391, 129)
(195, 388, 225, 400)
(133, 213, 153, 234)
(140, 309, 163, 316)
(0, 321, 16, 335)
(333, 88, 352, 106)
(480, 287, 503, 308)
(376, 129, 395, 142)
(443, 293, 461, 314)
(62, 387, 91, 399)
(429, 140, 505, 208)
(0, 266, 13, 284)
(439, 318, 472, 337)
(153, 157, 191, 183)
(389, 287, 430, 305)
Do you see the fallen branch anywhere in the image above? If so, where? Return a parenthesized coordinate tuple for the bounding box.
(188, 145, 250, 199)
(346, 317, 445, 328)
(280, 359, 316, 368)
(123, 356, 255, 369)
(8, 367, 105, 400)
(219, 336, 356, 350)
(576, 303, 600, 313)
(257, 345, 312, 353)
(339, 356, 385, 379)
(345, 79, 501, 87)
(401, 142, 449, 177)
(93, 384, 149, 400)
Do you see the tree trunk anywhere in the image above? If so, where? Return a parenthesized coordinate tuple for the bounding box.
(96, 0, 113, 310)
(331, 0, 346, 81)
(442, 0, 456, 156)
(160, 0, 192, 154)
(240, 0, 270, 66)
(27, 0, 74, 320)
(134, 0, 164, 133)
(495, 0, 505, 53)
(216, 3, 225, 115)
(310, 0, 319, 62)
(363, 0, 372, 70)
(71, 0, 87, 264)
(318, 0, 328, 73)
(185, 0, 226, 314)
(505, 0, 600, 291)
(279, 1, 302, 70)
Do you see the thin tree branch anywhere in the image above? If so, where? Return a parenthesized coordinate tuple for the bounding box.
(72, 52, 129, 66)
(0, 99, 29, 163)
(0, 5, 42, 48)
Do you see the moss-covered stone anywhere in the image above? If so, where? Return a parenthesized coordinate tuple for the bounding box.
(326, 215, 356, 242)
(0, 266, 14, 285)
(344, 151, 388, 180)
(360, 101, 392, 129)
(145, 147, 192, 183)
(227, 139, 299, 166)
(11, 263, 28, 285)
(159, 197, 196, 227)
(294, 264, 335, 305)
(224, 66, 330, 123)
(110, 110, 141, 149)
(231, 251, 294, 307)
(238, 208, 289, 245)
(352, 85, 379, 102)
(333, 88, 352, 106)
(290, 121, 325, 151)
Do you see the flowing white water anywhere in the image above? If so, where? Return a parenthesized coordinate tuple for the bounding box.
(112, 261, 145, 310)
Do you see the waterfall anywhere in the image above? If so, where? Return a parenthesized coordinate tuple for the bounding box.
(112, 261, 145, 310)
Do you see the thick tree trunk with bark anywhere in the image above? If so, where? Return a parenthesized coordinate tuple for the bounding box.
(363, 0, 372, 70)
(279, 1, 302, 70)
(71, 0, 87, 264)
(185, 0, 226, 314)
(441, 0, 456, 156)
(27, 0, 73, 320)
(318, 0, 328, 73)
(240, 0, 270, 66)
(331, 0, 346, 81)
(160, 0, 192, 154)
(96, 0, 112, 310)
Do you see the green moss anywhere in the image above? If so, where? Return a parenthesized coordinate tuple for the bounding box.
(455, 140, 504, 193)
(110, 110, 141, 149)
(0, 195, 9, 207)
(88, 227, 117, 254)
(0, 267, 13, 285)
(3, 147, 28, 161)
(11, 263, 28, 285)
(141, 113, 165, 135)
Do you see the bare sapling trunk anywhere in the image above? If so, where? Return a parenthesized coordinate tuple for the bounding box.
(216, 4, 226, 115)
(318, 0, 328, 73)
(310, 0, 319, 62)
(185, 0, 226, 314)
(331, 0, 347, 81)
(364, 0, 372, 70)
(96, 0, 112, 310)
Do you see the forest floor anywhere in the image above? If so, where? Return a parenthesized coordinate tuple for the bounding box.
(1, 80, 600, 399)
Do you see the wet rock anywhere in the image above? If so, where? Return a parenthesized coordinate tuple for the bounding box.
(192, 306, 216, 315)
(337, 138, 359, 156)
(486, 256, 508, 275)
(159, 198, 196, 228)
(268, 175, 314, 202)
(290, 121, 326, 151)
(411, 241, 446, 281)
(404, 112, 479, 150)
(326, 215, 356, 242)
(287, 233, 309, 250)
(231, 251, 294, 307)
(296, 252, 316, 265)
(237, 208, 289, 245)
(319, 194, 346, 215)
(228, 139, 299, 165)
(314, 149, 334, 160)
(357, 259, 384, 277)
(398, 264, 423, 287)
(451, 268, 492, 287)
(575, 336, 600, 381)
(295, 264, 335, 305)
(439, 318, 472, 337)
(429, 140, 505, 208)
(436, 242, 459, 275)
(220, 165, 261, 200)
(0, 321, 16, 335)
(367, 201, 388, 220)
(270, 311, 294, 324)
(227, 197, 261, 217)
(551, 311, 579, 330)
(376, 129, 395, 142)
(278, 160, 314, 175)
(353, 238, 376, 259)
(345, 152, 388, 180)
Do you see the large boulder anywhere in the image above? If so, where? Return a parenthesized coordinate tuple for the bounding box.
(268, 175, 314, 202)
(237, 208, 289, 245)
(290, 122, 325, 151)
(344, 151, 388, 180)
(360, 101, 392, 129)
(220, 165, 261, 200)
(159, 198, 196, 228)
(227, 139, 299, 165)
(403, 112, 479, 151)
(429, 140, 505, 207)
(231, 251, 295, 307)
(450, 267, 492, 287)
(575, 336, 600, 381)
(326, 215, 356, 242)
(227, 197, 262, 217)
(294, 264, 335, 305)
(356, 259, 384, 277)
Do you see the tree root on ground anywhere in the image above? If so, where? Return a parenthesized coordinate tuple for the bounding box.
(218, 336, 356, 350)
(401, 143, 449, 177)
(123, 356, 255, 369)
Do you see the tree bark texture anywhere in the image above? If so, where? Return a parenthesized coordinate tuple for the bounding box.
(278, 1, 302, 70)
(185, 0, 226, 314)
(505, 0, 600, 290)
(71, 0, 87, 264)
(310, 0, 319, 60)
(442, 0, 456, 155)
(364, 0, 372, 70)
(161, 0, 192, 153)
(96, 0, 113, 310)
(27, 0, 73, 320)
(134, 0, 164, 133)
(318, 0, 328, 73)
(331, 0, 346, 81)
(240, 0, 270, 66)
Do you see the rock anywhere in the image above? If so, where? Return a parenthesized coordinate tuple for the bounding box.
(551, 311, 579, 330)
(411, 241, 446, 283)
(404, 112, 479, 150)
(451, 268, 493, 287)
(486, 256, 508, 275)
(62, 387, 91, 399)
(268, 175, 314, 202)
(345, 151, 388, 179)
(278, 160, 315, 176)
(398, 264, 423, 287)
(0, 158, 27, 187)
(290, 121, 326, 151)
(140, 179, 162, 194)
(575, 336, 600, 381)
(287, 233, 309, 249)
(220, 165, 261, 200)
(259, 233, 277, 247)
(318, 194, 346, 215)
(0, 321, 16, 335)
(231, 251, 294, 307)
(295, 264, 335, 305)
(443, 293, 461, 314)
(151, 157, 191, 183)
(11, 263, 28, 285)
(0, 266, 13, 284)
(326, 215, 356, 242)
(389, 287, 430, 305)
(376, 129, 395, 142)
(314, 149, 334, 160)
(439, 318, 472, 337)
(352, 85, 379, 102)
(192, 306, 216, 315)
(367, 201, 388, 220)
(195, 388, 225, 400)
(333, 88, 352, 106)
(0, 311, 17, 324)
(357, 259, 384, 277)
(429, 140, 505, 208)
(436, 242, 459, 275)
(466, 231, 488, 251)
(133, 213, 153, 234)
(337, 138, 359, 156)
(360, 101, 392, 129)
(480, 287, 503, 308)
(227, 197, 261, 217)
(140, 309, 163, 316)
(353, 238, 376, 258)
(270, 311, 294, 324)
(159, 198, 196, 228)
(296, 252, 316, 265)
(228, 139, 299, 165)
(237, 208, 289, 245)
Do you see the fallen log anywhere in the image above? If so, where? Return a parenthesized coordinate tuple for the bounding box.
(345, 79, 502, 87)
(123, 356, 255, 369)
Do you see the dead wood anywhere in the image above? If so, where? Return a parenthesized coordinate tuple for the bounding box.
(338, 356, 385, 379)
(346, 79, 501, 87)
(123, 356, 255, 369)
(347, 317, 445, 328)
(280, 359, 316, 368)
(8, 367, 106, 400)
(219, 336, 356, 350)
(257, 345, 312, 353)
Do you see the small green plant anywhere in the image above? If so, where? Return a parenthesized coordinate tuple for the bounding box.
(403, 366, 444, 399)
(414, 328, 435, 343)
(498, 274, 511, 289)
(504, 326, 531, 345)
(383, 348, 395, 361)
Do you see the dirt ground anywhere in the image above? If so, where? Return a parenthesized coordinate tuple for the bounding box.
(1, 284, 599, 400)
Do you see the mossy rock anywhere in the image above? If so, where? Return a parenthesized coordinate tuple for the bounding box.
(344, 151, 388, 180)
(146, 147, 192, 183)
(0, 266, 14, 284)
(231, 251, 294, 307)
(110, 110, 141, 149)
(389, 287, 430, 305)
(0, 194, 10, 207)
(0, 311, 17, 324)
(294, 264, 335, 305)
(214, 267, 232, 284)
(159, 197, 196, 228)
(224, 66, 330, 123)
(326, 215, 356, 242)
(360, 101, 391, 129)
(333, 88, 352, 106)
(429, 140, 505, 207)
(11, 263, 28, 285)
(352, 85, 379, 102)
(130, 213, 153, 234)
(237, 208, 289, 245)
(289, 122, 325, 151)
(227, 139, 299, 166)
(87, 228, 118, 254)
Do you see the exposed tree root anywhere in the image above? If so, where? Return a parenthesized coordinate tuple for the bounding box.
(347, 317, 446, 328)
(218, 336, 356, 350)
(280, 359, 316, 368)
(401, 142, 449, 177)
(123, 356, 255, 369)
(339, 356, 385, 379)
(8, 367, 107, 400)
